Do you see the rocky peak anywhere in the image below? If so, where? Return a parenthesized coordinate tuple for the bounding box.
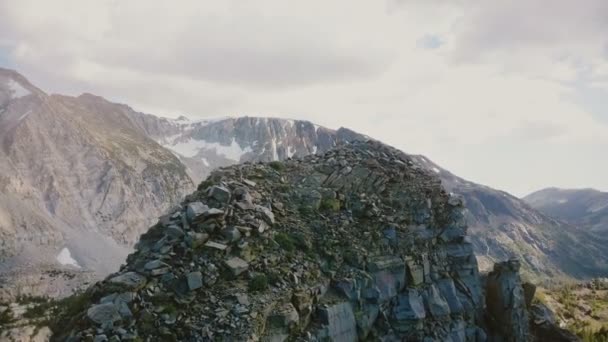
(0, 68, 45, 107)
(52, 140, 546, 341)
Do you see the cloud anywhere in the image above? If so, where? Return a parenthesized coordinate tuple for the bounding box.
(0, 0, 392, 88)
(1, 0, 608, 196)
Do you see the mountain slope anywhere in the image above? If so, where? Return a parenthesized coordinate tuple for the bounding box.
(524, 188, 608, 232)
(0, 69, 194, 299)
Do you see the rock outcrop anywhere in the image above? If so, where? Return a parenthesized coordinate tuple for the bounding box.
(52, 141, 541, 341)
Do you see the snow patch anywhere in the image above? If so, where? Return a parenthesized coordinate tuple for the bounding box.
(271, 138, 279, 161)
(557, 199, 568, 204)
(201, 157, 209, 166)
(165, 138, 252, 161)
(56, 247, 81, 268)
(312, 145, 318, 154)
(7, 79, 30, 98)
(432, 167, 441, 174)
(287, 145, 296, 158)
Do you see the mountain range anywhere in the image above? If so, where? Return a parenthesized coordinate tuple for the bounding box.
(0, 68, 606, 300)
(524, 187, 608, 233)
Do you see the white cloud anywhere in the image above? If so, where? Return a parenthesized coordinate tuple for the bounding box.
(1, 0, 607, 196)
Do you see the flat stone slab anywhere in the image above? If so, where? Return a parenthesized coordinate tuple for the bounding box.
(187, 271, 203, 290)
(225, 257, 249, 276)
(108, 272, 147, 290)
(205, 241, 228, 251)
(87, 303, 121, 326)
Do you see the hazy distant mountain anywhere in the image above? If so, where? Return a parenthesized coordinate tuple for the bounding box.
(524, 187, 608, 232)
(410, 157, 608, 281)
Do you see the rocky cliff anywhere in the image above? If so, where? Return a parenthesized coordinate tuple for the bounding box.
(51, 141, 557, 341)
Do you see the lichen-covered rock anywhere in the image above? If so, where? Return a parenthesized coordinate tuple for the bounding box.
(51, 141, 536, 341)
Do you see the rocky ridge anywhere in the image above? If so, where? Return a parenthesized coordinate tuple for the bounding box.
(52, 141, 564, 341)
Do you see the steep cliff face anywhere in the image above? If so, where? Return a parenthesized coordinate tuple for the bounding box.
(0, 69, 194, 299)
(127, 113, 365, 185)
(52, 141, 539, 341)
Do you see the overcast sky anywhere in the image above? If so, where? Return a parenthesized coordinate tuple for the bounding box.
(1, 0, 607, 196)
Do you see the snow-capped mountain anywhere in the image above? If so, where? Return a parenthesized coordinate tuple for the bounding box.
(127, 112, 364, 184)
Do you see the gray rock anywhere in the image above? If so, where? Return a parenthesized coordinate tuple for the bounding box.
(407, 261, 424, 286)
(144, 259, 166, 270)
(268, 303, 299, 330)
(393, 290, 426, 321)
(186, 202, 210, 222)
(209, 185, 231, 203)
(203, 208, 224, 217)
(369, 256, 406, 302)
(315, 302, 358, 341)
(485, 259, 529, 341)
(437, 278, 464, 315)
(150, 267, 170, 276)
(87, 303, 121, 326)
(256, 205, 275, 224)
(107, 272, 147, 290)
(221, 226, 242, 242)
(187, 271, 203, 290)
(224, 257, 249, 276)
(423, 284, 450, 317)
(204, 241, 228, 251)
(166, 225, 185, 239)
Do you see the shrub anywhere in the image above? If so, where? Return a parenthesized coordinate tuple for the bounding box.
(269, 161, 284, 171)
(320, 198, 340, 212)
(274, 233, 295, 252)
(0, 307, 14, 325)
(249, 274, 269, 292)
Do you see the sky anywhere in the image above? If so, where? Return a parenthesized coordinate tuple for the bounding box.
(1, 0, 607, 197)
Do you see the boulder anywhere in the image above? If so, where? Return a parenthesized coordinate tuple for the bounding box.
(186, 202, 210, 222)
(186, 271, 203, 290)
(87, 303, 121, 326)
(209, 185, 231, 203)
(224, 257, 249, 276)
(107, 272, 147, 290)
(315, 302, 358, 341)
